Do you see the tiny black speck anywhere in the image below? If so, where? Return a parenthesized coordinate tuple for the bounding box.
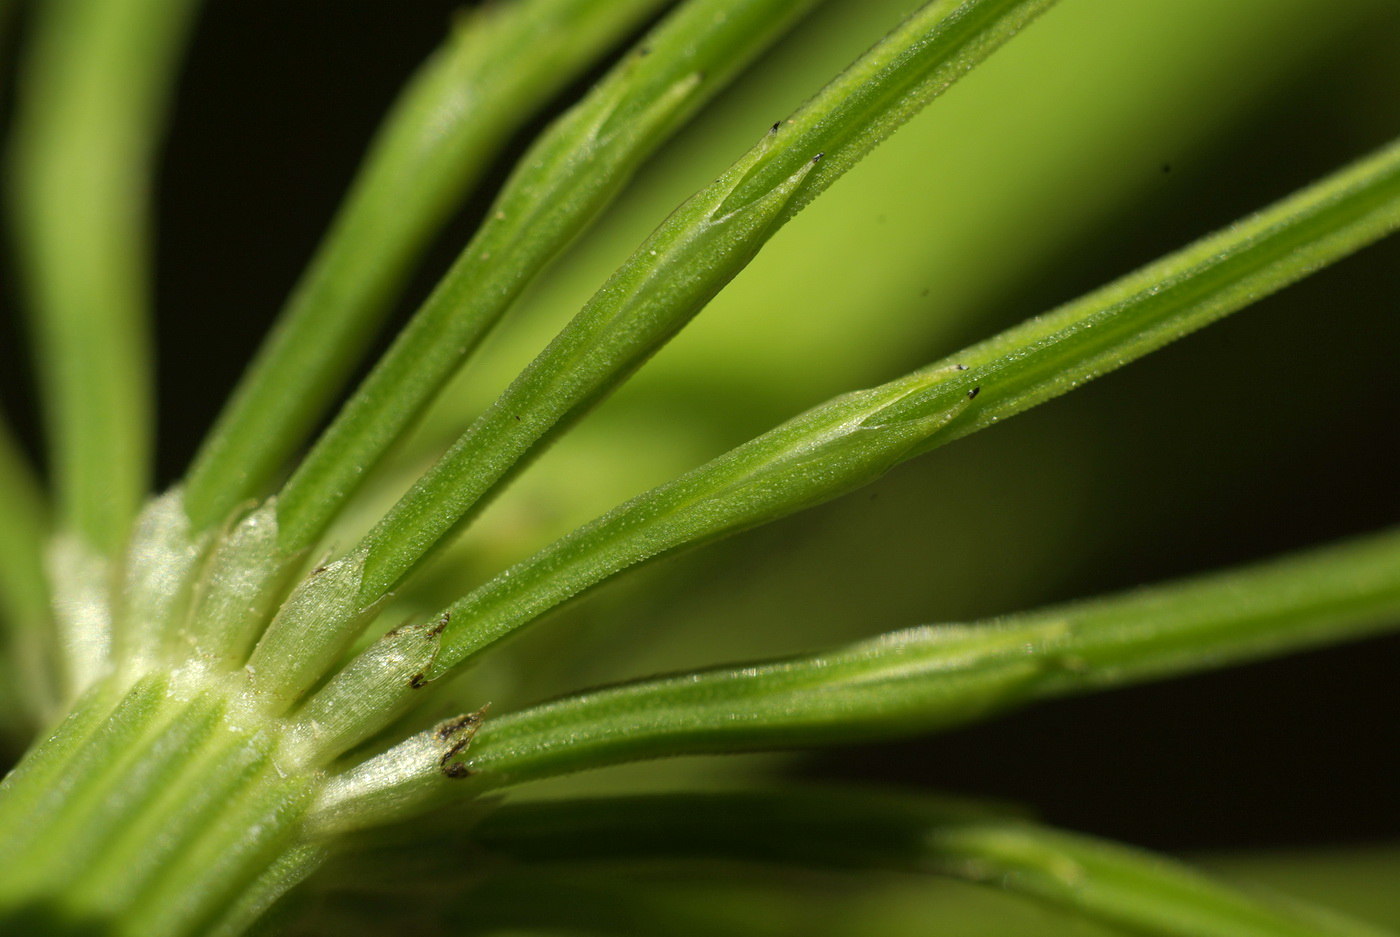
(769, 121, 780, 134)
(967, 386, 980, 400)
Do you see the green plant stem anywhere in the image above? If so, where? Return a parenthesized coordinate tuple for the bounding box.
(455, 526, 1400, 786)
(405, 129, 1400, 676)
(0, 674, 322, 936)
(8, 0, 200, 556)
(349, 0, 1061, 605)
(273, 0, 824, 558)
(472, 791, 1396, 937)
(180, 0, 670, 534)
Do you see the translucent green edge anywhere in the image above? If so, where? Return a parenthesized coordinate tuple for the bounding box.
(180, 0, 672, 534)
(272, 0, 826, 557)
(8, 0, 201, 555)
(459, 525, 1400, 783)
(0, 413, 53, 733)
(471, 790, 1397, 937)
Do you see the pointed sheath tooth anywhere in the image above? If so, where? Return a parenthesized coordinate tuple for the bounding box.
(598, 69, 704, 151)
(305, 706, 488, 836)
(184, 499, 305, 670)
(286, 617, 447, 767)
(352, 144, 826, 604)
(562, 57, 704, 166)
(245, 547, 383, 715)
(116, 488, 205, 673)
(666, 140, 822, 276)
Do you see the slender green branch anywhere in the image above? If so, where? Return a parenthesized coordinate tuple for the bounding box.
(181, 0, 671, 534)
(472, 791, 1396, 937)
(349, 0, 1061, 605)
(249, 0, 1005, 710)
(309, 526, 1400, 832)
(455, 526, 1400, 786)
(8, 0, 201, 555)
(310, 125, 1400, 824)
(401, 129, 1400, 677)
(273, 0, 825, 558)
